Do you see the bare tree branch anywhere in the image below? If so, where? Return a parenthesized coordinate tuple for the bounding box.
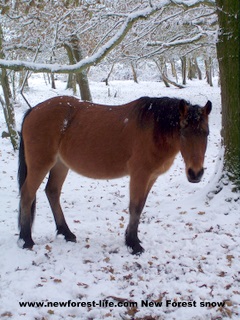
(0, 0, 216, 74)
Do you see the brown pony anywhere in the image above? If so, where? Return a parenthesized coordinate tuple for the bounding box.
(18, 96, 212, 254)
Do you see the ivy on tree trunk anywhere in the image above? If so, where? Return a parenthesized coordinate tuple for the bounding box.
(216, 0, 240, 191)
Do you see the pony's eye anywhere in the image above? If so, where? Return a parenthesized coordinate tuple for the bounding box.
(181, 126, 209, 137)
(197, 128, 209, 136)
(180, 128, 188, 137)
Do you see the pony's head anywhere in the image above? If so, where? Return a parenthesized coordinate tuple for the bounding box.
(179, 100, 212, 183)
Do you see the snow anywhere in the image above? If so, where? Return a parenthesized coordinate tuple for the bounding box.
(0, 76, 240, 320)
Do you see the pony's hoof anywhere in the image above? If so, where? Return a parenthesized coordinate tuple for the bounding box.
(65, 234, 77, 243)
(130, 244, 145, 255)
(57, 227, 76, 243)
(125, 233, 144, 255)
(126, 240, 145, 255)
(18, 238, 35, 249)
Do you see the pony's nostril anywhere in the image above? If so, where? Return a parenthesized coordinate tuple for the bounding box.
(188, 168, 196, 181)
(197, 168, 204, 180)
(188, 168, 204, 183)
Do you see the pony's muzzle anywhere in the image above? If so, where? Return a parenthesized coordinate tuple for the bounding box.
(187, 168, 204, 183)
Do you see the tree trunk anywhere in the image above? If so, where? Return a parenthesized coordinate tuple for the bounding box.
(19, 71, 29, 89)
(66, 74, 77, 94)
(181, 56, 187, 85)
(194, 58, 202, 80)
(104, 63, 115, 86)
(70, 35, 92, 102)
(0, 69, 19, 150)
(155, 59, 170, 87)
(155, 59, 184, 89)
(64, 35, 92, 101)
(170, 59, 178, 82)
(187, 58, 194, 80)
(76, 71, 92, 101)
(64, 44, 77, 94)
(0, 24, 19, 150)
(216, 0, 240, 190)
(204, 57, 213, 87)
(51, 73, 56, 89)
(188, 58, 199, 81)
(131, 62, 138, 83)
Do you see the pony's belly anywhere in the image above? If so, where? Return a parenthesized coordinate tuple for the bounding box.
(59, 151, 129, 179)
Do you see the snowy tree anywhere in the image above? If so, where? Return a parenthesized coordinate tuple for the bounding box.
(122, 4, 217, 86)
(0, 0, 98, 100)
(0, 0, 216, 74)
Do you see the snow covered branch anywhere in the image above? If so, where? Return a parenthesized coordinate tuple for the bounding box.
(0, 0, 216, 74)
(170, 0, 215, 8)
(147, 33, 205, 48)
(0, 5, 161, 73)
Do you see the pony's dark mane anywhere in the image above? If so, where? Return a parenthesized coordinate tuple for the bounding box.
(136, 96, 184, 136)
(135, 96, 205, 137)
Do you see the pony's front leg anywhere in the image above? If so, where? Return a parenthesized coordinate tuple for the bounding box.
(125, 174, 156, 255)
(125, 200, 146, 255)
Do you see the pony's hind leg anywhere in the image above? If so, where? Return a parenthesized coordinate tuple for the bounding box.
(19, 169, 49, 249)
(45, 160, 76, 243)
(19, 184, 36, 249)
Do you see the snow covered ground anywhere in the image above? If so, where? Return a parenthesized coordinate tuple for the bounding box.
(0, 76, 239, 320)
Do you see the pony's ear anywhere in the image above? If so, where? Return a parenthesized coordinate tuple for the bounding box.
(179, 99, 188, 117)
(204, 100, 212, 115)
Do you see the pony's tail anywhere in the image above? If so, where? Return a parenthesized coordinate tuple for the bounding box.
(18, 109, 36, 228)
